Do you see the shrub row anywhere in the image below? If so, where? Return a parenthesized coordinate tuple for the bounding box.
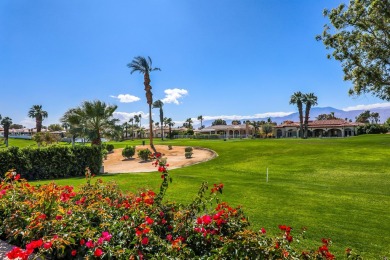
(0, 146, 102, 180)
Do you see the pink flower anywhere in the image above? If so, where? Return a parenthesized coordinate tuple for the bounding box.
(101, 231, 112, 242)
(94, 248, 103, 257)
(97, 237, 104, 245)
(85, 240, 94, 248)
(166, 234, 172, 241)
(202, 215, 212, 225)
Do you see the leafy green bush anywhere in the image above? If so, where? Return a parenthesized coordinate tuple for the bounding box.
(357, 124, 389, 135)
(106, 144, 114, 153)
(185, 147, 193, 158)
(122, 145, 136, 159)
(0, 163, 351, 259)
(102, 149, 108, 160)
(138, 148, 151, 161)
(0, 146, 102, 180)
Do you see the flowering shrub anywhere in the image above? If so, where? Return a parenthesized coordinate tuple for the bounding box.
(0, 163, 357, 259)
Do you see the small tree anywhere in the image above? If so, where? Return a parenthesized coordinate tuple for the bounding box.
(262, 124, 273, 138)
(1, 116, 12, 147)
(212, 119, 227, 126)
(317, 0, 390, 100)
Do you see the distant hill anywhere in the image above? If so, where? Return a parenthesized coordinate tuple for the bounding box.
(199, 106, 390, 127)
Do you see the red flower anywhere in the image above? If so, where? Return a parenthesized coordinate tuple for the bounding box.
(26, 239, 43, 250)
(55, 215, 62, 220)
(286, 234, 293, 242)
(38, 213, 47, 220)
(145, 216, 154, 225)
(80, 239, 86, 246)
(141, 237, 149, 245)
(43, 242, 52, 249)
(166, 234, 172, 241)
(14, 174, 21, 181)
(260, 227, 266, 234)
(71, 250, 77, 256)
(7, 247, 30, 260)
(94, 248, 103, 257)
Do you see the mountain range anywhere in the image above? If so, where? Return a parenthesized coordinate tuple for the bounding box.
(200, 106, 390, 126)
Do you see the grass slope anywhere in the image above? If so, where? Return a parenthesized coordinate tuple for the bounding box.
(16, 135, 390, 258)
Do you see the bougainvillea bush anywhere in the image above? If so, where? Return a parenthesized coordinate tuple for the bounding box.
(0, 158, 358, 259)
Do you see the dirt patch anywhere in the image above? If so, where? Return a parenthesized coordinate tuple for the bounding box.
(103, 145, 217, 174)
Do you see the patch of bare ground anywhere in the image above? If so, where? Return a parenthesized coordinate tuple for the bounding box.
(103, 145, 217, 174)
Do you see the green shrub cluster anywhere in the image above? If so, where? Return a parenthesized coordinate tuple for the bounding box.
(357, 124, 389, 135)
(122, 145, 136, 159)
(138, 148, 151, 161)
(185, 146, 193, 158)
(0, 145, 102, 180)
(102, 143, 114, 153)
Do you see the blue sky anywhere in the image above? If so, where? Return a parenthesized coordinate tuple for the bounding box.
(1, 0, 389, 128)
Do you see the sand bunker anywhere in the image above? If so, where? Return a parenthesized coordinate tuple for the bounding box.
(103, 145, 217, 173)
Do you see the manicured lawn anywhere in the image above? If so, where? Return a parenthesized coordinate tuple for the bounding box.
(18, 135, 390, 258)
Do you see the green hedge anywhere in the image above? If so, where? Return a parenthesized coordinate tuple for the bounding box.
(0, 145, 102, 180)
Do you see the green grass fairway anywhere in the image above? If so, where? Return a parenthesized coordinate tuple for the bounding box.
(20, 135, 390, 258)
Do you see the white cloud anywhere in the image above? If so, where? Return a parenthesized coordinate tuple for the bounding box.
(161, 88, 188, 105)
(342, 102, 390, 111)
(110, 94, 140, 103)
(201, 112, 294, 121)
(113, 111, 150, 125)
(19, 117, 36, 128)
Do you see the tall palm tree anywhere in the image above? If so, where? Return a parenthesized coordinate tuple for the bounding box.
(302, 93, 318, 139)
(289, 92, 304, 138)
(1, 116, 12, 147)
(28, 105, 48, 133)
(129, 118, 134, 140)
(185, 118, 193, 129)
(153, 100, 164, 140)
(134, 115, 140, 138)
(123, 122, 129, 139)
(128, 56, 161, 153)
(197, 115, 204, 129)
(166, 118, 174, 139)
(138, 114, 142, 128)
(62, 100, 118, 145)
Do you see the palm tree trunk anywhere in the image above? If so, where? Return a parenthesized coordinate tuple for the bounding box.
(148, 104, 156, 153)
(304, 104, 311, 139)
(37, 118, 42, 133)
(298, 104, 303, 138)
